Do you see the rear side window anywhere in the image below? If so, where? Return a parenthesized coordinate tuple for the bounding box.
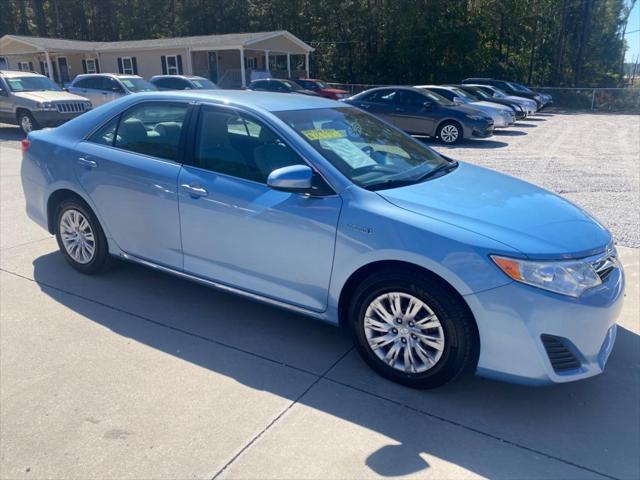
(87, 103, 189, 160)
(88, 116, 119, 146)
(73, 78, 94, 89)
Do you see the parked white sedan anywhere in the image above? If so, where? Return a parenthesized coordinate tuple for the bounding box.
(68, 74, 157, 107)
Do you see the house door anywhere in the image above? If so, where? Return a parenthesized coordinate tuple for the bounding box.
(57, 57, 70, 83)
(207, 52, 218, 82)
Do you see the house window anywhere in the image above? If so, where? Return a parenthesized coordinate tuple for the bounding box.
(18, 61, 30, 71)
(0, 56, 8, 69)
(245, 57, 257, 69)
(85, 58, 97, 74)
(122, 57, 134, 75)
(166, 55, 179, 75)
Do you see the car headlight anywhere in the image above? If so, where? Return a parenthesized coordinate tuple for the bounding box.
(37, 102, 55, 111)
(491, 255, 602, 297)
(534, 95, 542, 101)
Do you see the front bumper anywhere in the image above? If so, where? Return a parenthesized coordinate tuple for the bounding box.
(471, 122, 494, 138)
(465, 263, 624, 385)
(31, 110, 86, 127)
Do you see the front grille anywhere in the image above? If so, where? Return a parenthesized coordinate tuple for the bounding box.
(591, 251, 618, 281)
(55, 102, 88, 114)
(541, 335, 581, 372)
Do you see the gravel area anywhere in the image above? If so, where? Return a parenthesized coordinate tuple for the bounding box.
(2, 110, 639, 246)
(430, 111, 640, 248)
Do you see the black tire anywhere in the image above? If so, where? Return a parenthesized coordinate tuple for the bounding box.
(349, 269, 477, 389)
(55, 199, 111, 274)
(437, 120, 463, 145)
(17, 110, 39, 135)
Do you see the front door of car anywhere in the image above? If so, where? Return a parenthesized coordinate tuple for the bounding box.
(74, 101, 191, 269)
(392, 90, 437, 136)
(177, 105, 342, 312)
(94, 77, 123, 106)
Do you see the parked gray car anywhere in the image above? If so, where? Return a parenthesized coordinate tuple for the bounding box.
(417, 85, 515, 128)
(68, 74, 157, 107)
(0, 70, 91, 134)
(345, 86, 494, 144)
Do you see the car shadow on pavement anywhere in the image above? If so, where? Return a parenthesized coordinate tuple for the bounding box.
(417, 138, 509, 149)
(512, 122, 538, 128)
(30, 251, 640, 479)
(493, 129, 527, 136)
(0, 125, 24, 143)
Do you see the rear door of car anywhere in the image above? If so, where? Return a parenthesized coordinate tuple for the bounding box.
(176, 104, 342, 312)
(74, 100, 192, 269)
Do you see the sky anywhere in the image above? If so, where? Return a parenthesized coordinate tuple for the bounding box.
(625, 1, 640, 62)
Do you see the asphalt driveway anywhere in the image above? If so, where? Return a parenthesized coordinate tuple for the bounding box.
(0, 113, 639, 479)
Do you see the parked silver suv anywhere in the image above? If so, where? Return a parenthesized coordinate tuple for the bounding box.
(0, 70, 92, 134)
(68, 74, 158, 107)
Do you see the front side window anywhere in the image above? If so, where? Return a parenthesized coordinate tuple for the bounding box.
(276, 107, 450, 191)
(195, 106, 305, 183)
(114, 103, 189, 161)
(18, 61, 30, 71)
(363, 89, 399, 104)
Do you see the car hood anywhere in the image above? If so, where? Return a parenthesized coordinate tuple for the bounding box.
(504, 95, 535, 106)
(13, 90, 89, 102)
(377, 162, 610, 259)
(472, 100, 511, 112)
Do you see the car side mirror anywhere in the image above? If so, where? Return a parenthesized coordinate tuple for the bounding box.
(423, 101, 433, 110)
(267, 165, 313, 193)
(453, 97, 463, 105)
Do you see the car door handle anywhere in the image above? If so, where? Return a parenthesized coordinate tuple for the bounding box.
(181, 184, 208, 198)
(394, 107, 406, 112)
(77, 157, 97, 168)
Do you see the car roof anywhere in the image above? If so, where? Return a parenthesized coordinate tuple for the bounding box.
(130, 89, 341, 112)
(414, 85, 454, 90)
(74, 73, 142, 80)
(150, 75, 207, 80)
(0, 70, 44, 78)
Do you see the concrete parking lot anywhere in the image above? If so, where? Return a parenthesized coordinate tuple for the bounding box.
(0, 112, 639, 480)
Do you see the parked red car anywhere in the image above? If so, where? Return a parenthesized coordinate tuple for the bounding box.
(295, 78, 349, 100)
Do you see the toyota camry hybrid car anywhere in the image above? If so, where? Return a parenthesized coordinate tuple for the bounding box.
(21, 91, 623, 389)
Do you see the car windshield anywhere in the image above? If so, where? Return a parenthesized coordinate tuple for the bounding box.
(451, 87, 478, 101)
(487, 86, 508, 97)
(276, 107, 451, 190)
(281, 80, 303, 91)
(190, 78, 218, 89)
(298, 80, 328, 89)
(464, 87, 490, 100)
(120, 78, 158, 92)
(6, 76, 62, 92)
(509, 82, 532, 93)
(421, 90, 454, 106)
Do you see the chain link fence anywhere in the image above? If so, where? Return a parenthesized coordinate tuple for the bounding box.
(327, 83, 640, 112)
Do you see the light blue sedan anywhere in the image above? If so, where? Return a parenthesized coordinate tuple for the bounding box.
(20, 91, 624, 388)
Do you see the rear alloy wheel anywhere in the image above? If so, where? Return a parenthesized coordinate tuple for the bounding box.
(18, 111, 38, 135)
(350, 270, 477, 389)
(437, 121, 462, 144)
(55, 200, 110, 274)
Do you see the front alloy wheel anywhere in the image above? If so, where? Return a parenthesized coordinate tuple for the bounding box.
(438, 122, 461, 144)
(364, 292, 445, 373)
(350, 270, 477, 389)
(19, 111, 38, 134)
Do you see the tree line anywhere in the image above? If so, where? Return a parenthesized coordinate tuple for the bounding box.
(0, 0, 636, 87)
